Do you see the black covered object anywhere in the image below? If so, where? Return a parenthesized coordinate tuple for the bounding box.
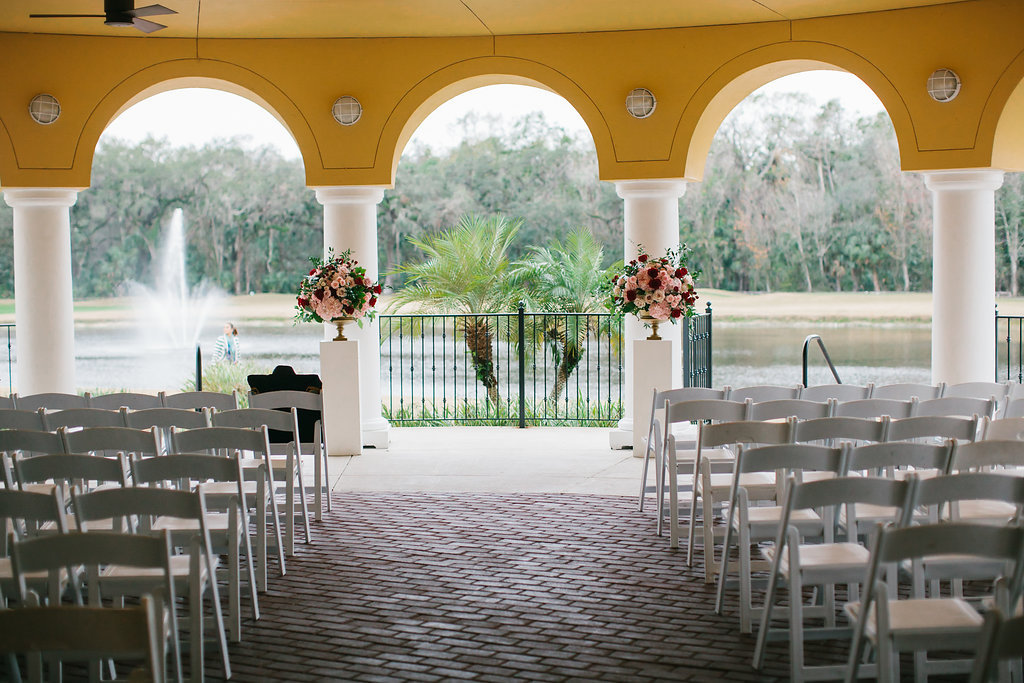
(247, 365, 322, 443)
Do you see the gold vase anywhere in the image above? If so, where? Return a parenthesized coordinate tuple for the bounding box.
(639, 314, 661, 341)
(332, 316, 355, 341)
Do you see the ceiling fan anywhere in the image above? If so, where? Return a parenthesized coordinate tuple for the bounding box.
(30, 0, 177, 33)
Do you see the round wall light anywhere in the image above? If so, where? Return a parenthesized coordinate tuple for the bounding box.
(28, 93, 61, 125)
(926, 68, 961, 103)
(625, 87, 657, 119)
(332, 96, 362, 126)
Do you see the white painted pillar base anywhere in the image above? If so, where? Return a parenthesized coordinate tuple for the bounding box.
(631, 339, 674, 455)
(608, 179, 687, 450)
(3, 188, 79, 395)
(315, 186, 390, 448)
(923, 170, 1004, 386)
(320, 340, 362, 456)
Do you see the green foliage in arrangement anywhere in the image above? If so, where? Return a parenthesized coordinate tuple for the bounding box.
(382, 395, 623, 428)
(181, 359, 270, 407)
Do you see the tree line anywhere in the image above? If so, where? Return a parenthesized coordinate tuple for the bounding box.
(0, 92, 1021, 299)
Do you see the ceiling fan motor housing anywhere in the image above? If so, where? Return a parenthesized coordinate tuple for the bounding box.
(104, 0, 134, 25)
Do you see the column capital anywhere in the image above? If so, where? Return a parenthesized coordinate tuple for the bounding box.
(3, 187, 78, 209)
(314, 185, 386, 206)
(922, 169, 1004, 193)
(615, 179, 688, 201)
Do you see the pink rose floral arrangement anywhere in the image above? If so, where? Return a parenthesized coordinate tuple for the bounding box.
(295, 248, 382, 324)
(609, 244, 699, 322)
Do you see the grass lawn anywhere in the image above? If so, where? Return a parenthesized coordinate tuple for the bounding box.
(1, 290, 1023, 324)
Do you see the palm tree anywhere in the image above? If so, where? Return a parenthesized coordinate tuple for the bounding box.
(511, 226, 615, 403)
(390, 214, 523, 404)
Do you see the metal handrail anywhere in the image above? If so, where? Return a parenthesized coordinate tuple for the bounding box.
(802, 334, 842, 387)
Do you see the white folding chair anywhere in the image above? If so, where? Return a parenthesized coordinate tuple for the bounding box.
(248, 389, 329, 519)
(0, 593, 169, 683)
(211, 407, 312, 555)
(170, 425, 286, 590)
(714, 442, 846, 633)
(637, 386, 729, 512)
(10, 530, 182, 683)
(0, 488, 69, 606)
(131, 452, 260, 644)
(845, 523, 1024, 683)
(71, 487, 229, 682)
(683, 417, 790, 585)
(753, 475, 915, 682)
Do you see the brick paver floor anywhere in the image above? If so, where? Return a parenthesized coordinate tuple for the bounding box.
(222, 492, 854, 682)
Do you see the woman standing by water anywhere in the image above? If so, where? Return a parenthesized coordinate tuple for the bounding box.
(212, 322, 240, 363)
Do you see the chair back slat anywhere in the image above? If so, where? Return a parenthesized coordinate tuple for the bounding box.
(845, 441, 953, 474)
(0, 408, 46, 431)
(728, 384, 801, 403)
(914, 396, 996, 420)
(698, 419, 792, 450)
(793, 416, 887, 444)
(871, 382, 944, 400)
(886, 415, 979, 442)
(799, 383, 872, 402)
(89, 392, 162, 410)
(14, 392, 91, 411)
(0, 429, 65, 456)
(42, 408, 127, 431)
(735, 443, 845, 474)
(61, 426, 161, 457)
(980, 416, 1024, 441)
(748, 399, 830, 421)
(833, 398, 915, 419)
(14, 453, 128, 490)
(951, 439, 1024, 471)
(169, 425, 269, 455)
(161, 390, 239, 411)
(664, 398, 748, 426)
(124, 407, 211, 430)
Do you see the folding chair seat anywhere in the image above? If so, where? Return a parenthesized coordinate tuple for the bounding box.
(0, 488, 69, 606)
(637, 386, 729, 512)
(132, 452, 260, 643)
(89, 392, 162, 410)
(970, 609, 1024, 683)
(833, 398, 916, 420)
(799, 383, 873, 402)
(6, 532, 181, 683)
(752, 475, 915, 682)
(170, 425, 286, 591)
(14, 393, 91, 412)
(160, 390, 240, 411)
(0, 408, 45, 431)
(0, 592, 171, 683)
(41, 407, 127, 431)
(845, 523, 1024, 683)
(211, 407, 312, 556)
(248, 389, 329, 519)
(72, 487, 229, 681)
(714, 442, 845, 633)
(682, 416, 790, 584)
(871, 382, 944, 400)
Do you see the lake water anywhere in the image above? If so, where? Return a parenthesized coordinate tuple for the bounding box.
(54, 319, 931, 393)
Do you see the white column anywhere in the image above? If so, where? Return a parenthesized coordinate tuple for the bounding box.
(3, 188, 78, 395)
(314, 186, 390, 448)
(923, 170, 1004, 386)
(609, 179, 688, 449)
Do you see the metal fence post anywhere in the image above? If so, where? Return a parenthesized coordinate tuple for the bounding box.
(195, 345, 203, 392)
(683, 314, 692, 388)
(518, 302, 526, 428)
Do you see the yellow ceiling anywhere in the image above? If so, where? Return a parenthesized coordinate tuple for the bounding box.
(2, 0, 966, 39)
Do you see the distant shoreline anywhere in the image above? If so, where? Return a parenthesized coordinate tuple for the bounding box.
(1, 289, 1023, 325)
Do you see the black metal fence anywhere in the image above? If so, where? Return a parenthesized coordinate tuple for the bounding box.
(379, 304, 713, 426)
(996, 306, 1024, 382)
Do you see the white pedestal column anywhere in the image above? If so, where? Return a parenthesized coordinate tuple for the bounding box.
(609, 179, 688, 449)
(3, 188, 79, 395)
(315, 186, 390, 448)
(632, 339, 674, 454)
(923, 170, 1004, 386)
(320, 340, 362, 456)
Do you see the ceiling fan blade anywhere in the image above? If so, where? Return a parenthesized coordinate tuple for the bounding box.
(29, 13, 105, 18)
(131, 17, 167, 32)
(130, 4, 177, 18)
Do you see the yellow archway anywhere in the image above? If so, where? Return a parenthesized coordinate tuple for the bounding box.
(674, 44, 913, 180)
(987, 50, 1024, 172)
